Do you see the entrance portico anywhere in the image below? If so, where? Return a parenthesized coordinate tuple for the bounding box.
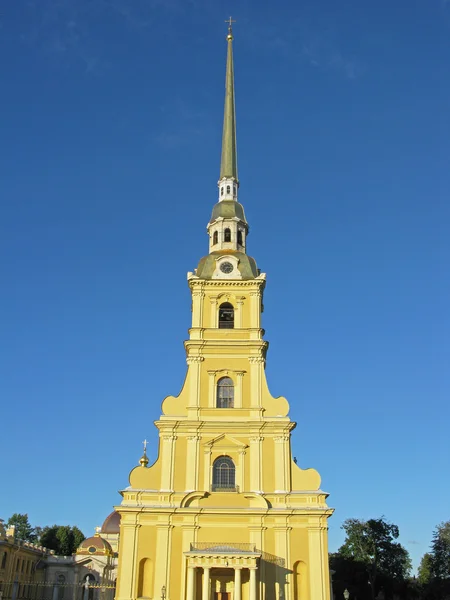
(185, 544, 260, 600)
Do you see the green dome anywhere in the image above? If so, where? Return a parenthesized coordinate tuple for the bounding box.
(196, 251, 258, 280)
(209, 201, 247, 225)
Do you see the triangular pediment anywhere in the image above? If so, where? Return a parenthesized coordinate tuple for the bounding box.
(204, 433, 248, 451)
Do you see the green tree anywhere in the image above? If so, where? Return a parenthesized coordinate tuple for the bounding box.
(430, 521, 450, 579)
(56, 526, 72, 556)
(72, 526, 85, 549)
(338, 517, 411, 600)
(330, 553, 372, 600)
(6, 514, 37, 542)
(418, 553, 433, 585)
(39, 525, 85, 555)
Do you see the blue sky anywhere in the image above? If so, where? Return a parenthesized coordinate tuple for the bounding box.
(1, 0, 449, 573)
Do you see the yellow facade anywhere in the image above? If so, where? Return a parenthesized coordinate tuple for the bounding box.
(0, 522, 47, 600)
(115, 26, 333, 600)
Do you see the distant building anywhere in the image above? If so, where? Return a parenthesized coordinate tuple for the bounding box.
(0, 520, 48, 600)
(0, 513, 120, 600)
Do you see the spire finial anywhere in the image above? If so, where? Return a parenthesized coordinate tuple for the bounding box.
(225, 16, 236, 40)
(219, 17, 238, 187)
(139, 439, 149, 467)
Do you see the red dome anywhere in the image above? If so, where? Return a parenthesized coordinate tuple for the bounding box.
(77, 536, 113, 555)
(101, 511, 121, 534)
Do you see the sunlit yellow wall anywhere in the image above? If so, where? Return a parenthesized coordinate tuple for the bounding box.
(115, 274, 333, 600)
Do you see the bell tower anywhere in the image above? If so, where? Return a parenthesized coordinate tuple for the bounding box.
(115, 22, 333, 600)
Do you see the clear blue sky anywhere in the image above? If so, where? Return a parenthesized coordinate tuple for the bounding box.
(1, 0, 449, 573)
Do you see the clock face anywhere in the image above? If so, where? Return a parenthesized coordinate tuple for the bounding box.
(220, 262, 234, 274)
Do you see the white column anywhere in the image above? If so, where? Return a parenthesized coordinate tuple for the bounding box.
(186, 567, 196, 600)
(249, 568, 257, 600)
(202, 568, 210, 600)
(234, 568, 242, 600)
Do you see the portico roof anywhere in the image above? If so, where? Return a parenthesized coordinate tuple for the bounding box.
(185, 543, 261, 563)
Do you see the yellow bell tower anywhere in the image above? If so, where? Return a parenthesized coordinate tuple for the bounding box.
(115, 23, 333, 600)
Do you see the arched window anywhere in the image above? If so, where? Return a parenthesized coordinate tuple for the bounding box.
(218, 302, 234, 328)
(82, 575, 96, 600)
(213, 231, 218, 245)
(224, 228, 231, 242)
(216, 377, 234, 408)
(237, 230, 243, 246)
(137, 558, 154, 598)
(56, 575, 65, 600)
(226, 185, 231, 194)
(221, 187, 224, 196)
(212, 456, 235, 490)
(1, 553, 7, 569)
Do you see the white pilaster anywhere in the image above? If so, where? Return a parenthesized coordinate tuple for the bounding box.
(203, 448, 212, 491)
(187, 357, 203, 412)
(160, 434, 176, 491)
(191, 290, 204, 329)
(274, 436, 289, 493)
(249, 291, 260, 329)
(209, 297, 218, 328)
(238, 449, 246, 491)
(235, 297, 244, 328)
(186, 435, 200, 491)
(308, 526, 328, 600)
(249, 436, 262, 492)
(208, 371, 216, 407)
(155, 525, 172, 598)
(235, 371, 244, 408)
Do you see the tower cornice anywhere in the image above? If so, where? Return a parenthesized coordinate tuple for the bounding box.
(187, 274, 266, 287)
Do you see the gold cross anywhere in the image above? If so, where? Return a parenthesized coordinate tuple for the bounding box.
(142, 439, 148, 451)
(225, 16, 236, 29)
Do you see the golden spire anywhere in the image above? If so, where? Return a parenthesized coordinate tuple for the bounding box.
(220, 17, 238, 181)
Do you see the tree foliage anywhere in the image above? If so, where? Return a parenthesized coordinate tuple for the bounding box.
(418, 553, 433, 585)
(337, 517, 411, 600)
(6, 514, 37, 542)
(330, 553, 372, 600)
(418, 521, 450, 600)
(39, 525, 85, 555)
(430, 521, 450, 580)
